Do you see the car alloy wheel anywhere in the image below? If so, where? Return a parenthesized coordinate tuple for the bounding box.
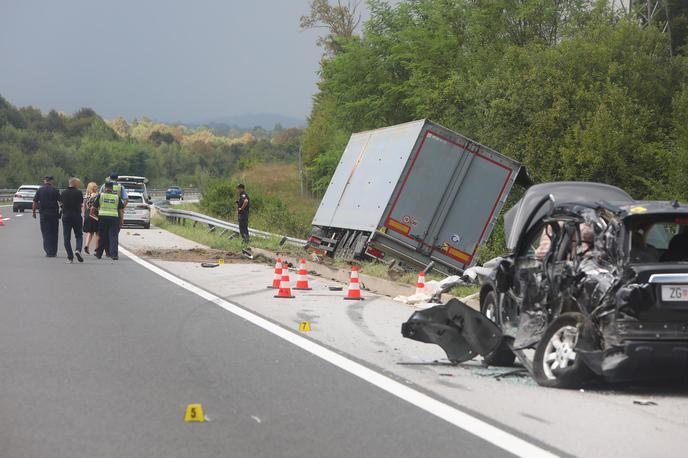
(542, 325, 578, 380)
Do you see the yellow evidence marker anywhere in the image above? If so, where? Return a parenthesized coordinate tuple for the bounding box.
(299, 321, 312, 332)
(218, 258, 225, 265)
(184, 404, 205, 422)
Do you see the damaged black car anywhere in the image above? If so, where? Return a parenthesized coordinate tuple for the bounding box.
(402, 182, 688, 388)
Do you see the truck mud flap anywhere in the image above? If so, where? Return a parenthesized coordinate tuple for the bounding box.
(401, 299, 503, 364)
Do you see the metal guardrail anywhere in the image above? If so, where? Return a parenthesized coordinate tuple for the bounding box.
(154, 204, 308, 248)
(0, 189, 15, 202)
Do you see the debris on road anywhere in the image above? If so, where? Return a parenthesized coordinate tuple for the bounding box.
(633, 400, 658, 406)
(201, 263, 219, 268)
(393, 275, 462, 306)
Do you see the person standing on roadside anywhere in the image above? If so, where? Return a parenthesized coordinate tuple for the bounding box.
(92, 180, 124, 260)
(60, 177, 84, 263)
(82, 181, 99, 254)
(237, 183, 250, 244)
(32, 175, 61, 257)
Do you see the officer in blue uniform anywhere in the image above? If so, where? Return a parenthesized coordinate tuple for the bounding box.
(237, 184, 250, 243)
(32, 175, 61, 257)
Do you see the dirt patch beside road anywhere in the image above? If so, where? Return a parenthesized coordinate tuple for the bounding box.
(133, 247, 245, 263)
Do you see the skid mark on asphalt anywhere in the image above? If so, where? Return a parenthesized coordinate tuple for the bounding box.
(520, 412, 550, 425)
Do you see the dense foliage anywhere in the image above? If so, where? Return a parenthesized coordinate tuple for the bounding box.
(302, 0, 688, 201)
(0, 96, 302, 189)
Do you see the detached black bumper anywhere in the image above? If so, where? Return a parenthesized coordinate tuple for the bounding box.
(578, 340, 688, 382)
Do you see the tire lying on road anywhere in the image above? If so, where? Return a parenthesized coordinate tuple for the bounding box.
(532, 312, 597, 388)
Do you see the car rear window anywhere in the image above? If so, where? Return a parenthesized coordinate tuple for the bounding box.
(18, 187, 38, 192)
(628, 217, 688, 263)
(128, 195, 143, 203)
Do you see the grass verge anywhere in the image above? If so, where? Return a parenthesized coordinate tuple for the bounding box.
(154, 215, 480, 298)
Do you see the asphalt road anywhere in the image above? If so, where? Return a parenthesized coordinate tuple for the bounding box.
(0, 209, 527, 457)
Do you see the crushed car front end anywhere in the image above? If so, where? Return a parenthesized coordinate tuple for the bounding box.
(402, 183, 688, 387)
(577, 205, 688, 381)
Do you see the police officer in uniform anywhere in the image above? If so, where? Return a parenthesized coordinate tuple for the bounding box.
(32, 175, 61, 257)
(237, 184, 250, 243)
(100, 173, 129, 205)
(91, 180, 125, 260)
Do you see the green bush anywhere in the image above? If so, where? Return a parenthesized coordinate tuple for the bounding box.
(200, 179, 312, 238)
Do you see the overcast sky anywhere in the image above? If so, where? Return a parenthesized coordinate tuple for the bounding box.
(0, 0, 337, 123)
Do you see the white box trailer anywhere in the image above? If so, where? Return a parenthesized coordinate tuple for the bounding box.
(308, 120, 528, 274)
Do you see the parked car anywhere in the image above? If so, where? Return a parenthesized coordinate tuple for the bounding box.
(115, 175, 151, 204)
(403, 181, 688, 388)
(12, 185, 40, 212)
(165, 186, 184, 200)
(122, 192, 150, 229)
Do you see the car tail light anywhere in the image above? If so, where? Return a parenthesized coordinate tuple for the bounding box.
(366, 246, 384, 259)
(15, 193, 21, 198)
(137, 204, 149, 210)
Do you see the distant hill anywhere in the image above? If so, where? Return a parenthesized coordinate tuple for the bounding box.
(177, 113, 306, 131)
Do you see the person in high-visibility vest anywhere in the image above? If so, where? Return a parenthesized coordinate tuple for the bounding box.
(91, 180, 125, 260)
(99, 173, 129, 207)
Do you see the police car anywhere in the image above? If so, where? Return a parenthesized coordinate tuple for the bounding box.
(12, 184, 40, 212)
(123, 192, 151, 229)
(117, 175, 151, 204)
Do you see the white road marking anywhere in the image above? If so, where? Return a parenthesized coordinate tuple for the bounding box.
(120, 247, 559, 458)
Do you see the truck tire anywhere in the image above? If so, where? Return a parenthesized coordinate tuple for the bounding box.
(532, 313, 596, 388)
(480, 290, 515, 367)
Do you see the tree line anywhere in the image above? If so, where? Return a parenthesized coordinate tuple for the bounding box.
(301, 0, 688, 201)
(0, 96, 302, 189)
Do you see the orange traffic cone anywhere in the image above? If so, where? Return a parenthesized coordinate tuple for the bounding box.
(274, 263, 295, 298)
(416, 271, 426, 295)
(344, 265, 364, 300)
(293, 259, 312, 290)
(267, 258, 282, 289)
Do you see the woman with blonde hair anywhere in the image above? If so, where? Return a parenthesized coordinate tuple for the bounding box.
(82, 181, 99, 254)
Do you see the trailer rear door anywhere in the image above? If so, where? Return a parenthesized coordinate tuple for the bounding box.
(380, 124, 520, 270)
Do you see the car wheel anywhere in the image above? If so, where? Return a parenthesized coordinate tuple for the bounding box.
(533, 313, 596, 388)
(13, 206, 18, 212)
(480, 290, 516, 367)
(19, 207, 25, 213)
(143, 223, 150, 229)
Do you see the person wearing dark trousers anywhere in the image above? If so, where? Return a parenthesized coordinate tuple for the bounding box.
(60, 177, 84, 263)
(91, 181, 124, 260)
(236, 183, 250, 244)
(32, 176, 61, 257)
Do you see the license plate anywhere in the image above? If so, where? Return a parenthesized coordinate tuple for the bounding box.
(661, 285, 688, 301)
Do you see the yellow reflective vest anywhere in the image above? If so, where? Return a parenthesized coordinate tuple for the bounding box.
(98, 192, 120, 218)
